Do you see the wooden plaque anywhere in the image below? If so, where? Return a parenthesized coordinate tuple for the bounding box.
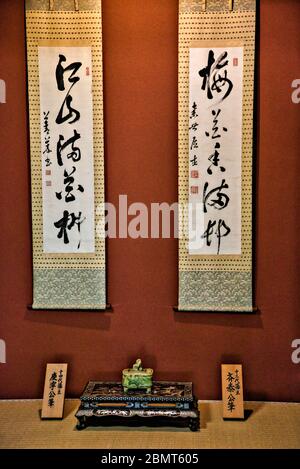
(41, 363, 68, 419)
(221, 364, 244, 420)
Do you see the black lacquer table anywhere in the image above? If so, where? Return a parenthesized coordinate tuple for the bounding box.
(75, 381, 200, 431)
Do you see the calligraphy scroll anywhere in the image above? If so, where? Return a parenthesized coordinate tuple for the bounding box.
(26, 0, 106, 309)
(178, 0, 256, 312)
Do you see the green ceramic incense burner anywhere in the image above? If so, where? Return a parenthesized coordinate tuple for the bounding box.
(122, 359, 153, 393)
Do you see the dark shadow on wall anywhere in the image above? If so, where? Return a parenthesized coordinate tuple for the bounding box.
(173, 310, 263, 329)
(24, 308, 112, 331)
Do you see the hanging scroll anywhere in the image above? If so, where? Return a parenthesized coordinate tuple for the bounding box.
(178, 0, 256, 312)
(26, 0, 106, 309)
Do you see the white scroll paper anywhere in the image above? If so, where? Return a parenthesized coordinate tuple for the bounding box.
(39, 46, 95, 253)
(189, 44, 243, 256)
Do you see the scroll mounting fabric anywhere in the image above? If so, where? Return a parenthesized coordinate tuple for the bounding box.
(26, 0, 106, 309)
(178, 0, 256, 312)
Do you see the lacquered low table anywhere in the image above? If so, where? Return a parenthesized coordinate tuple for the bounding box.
(75, 381, 200, 431)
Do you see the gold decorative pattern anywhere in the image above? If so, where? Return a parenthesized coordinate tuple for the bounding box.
(26, 0, 101, 11)
(179, 0, 256, 13)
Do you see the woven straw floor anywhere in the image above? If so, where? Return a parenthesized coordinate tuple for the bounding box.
(0, 400, 299, 449)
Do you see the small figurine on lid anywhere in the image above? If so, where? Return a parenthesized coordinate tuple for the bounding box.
(122, 358, 153, 394)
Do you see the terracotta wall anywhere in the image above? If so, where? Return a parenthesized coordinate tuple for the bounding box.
(0, 0, 299, 401)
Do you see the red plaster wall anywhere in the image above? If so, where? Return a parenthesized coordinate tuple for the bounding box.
(0, 0, 299, 401)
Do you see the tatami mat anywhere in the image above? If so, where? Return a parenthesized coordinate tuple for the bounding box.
(0, 400, 299, 449)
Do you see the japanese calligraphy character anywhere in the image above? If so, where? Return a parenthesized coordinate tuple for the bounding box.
(205, 109, 228, 139)
(55, 55, 82, 124)
(43, 111, 52, 166)
(63, 166, 76, 203)
(226, 382, 235, 393)
(48, 389, 56, 405)
(235, 370, 241, 395)
(190, 136, 198, 150)
(190, 101, 198, 119)
(56, 130, 81, 167)
(201, 219, 231, 254)
(203, 179, 230, 213)
(227, 393, 236, 412)
(189, 122, 199, 132)
(199, 50, 233, 102)
(207, 144, 226, 175)
(54, 210, 85, 247)
(56, 54, 82, 92)
(190, 155, 198, 167)
(57, 370, 64, 395)
(55, 89, 81, 125)
(49, 372, 57, 390)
